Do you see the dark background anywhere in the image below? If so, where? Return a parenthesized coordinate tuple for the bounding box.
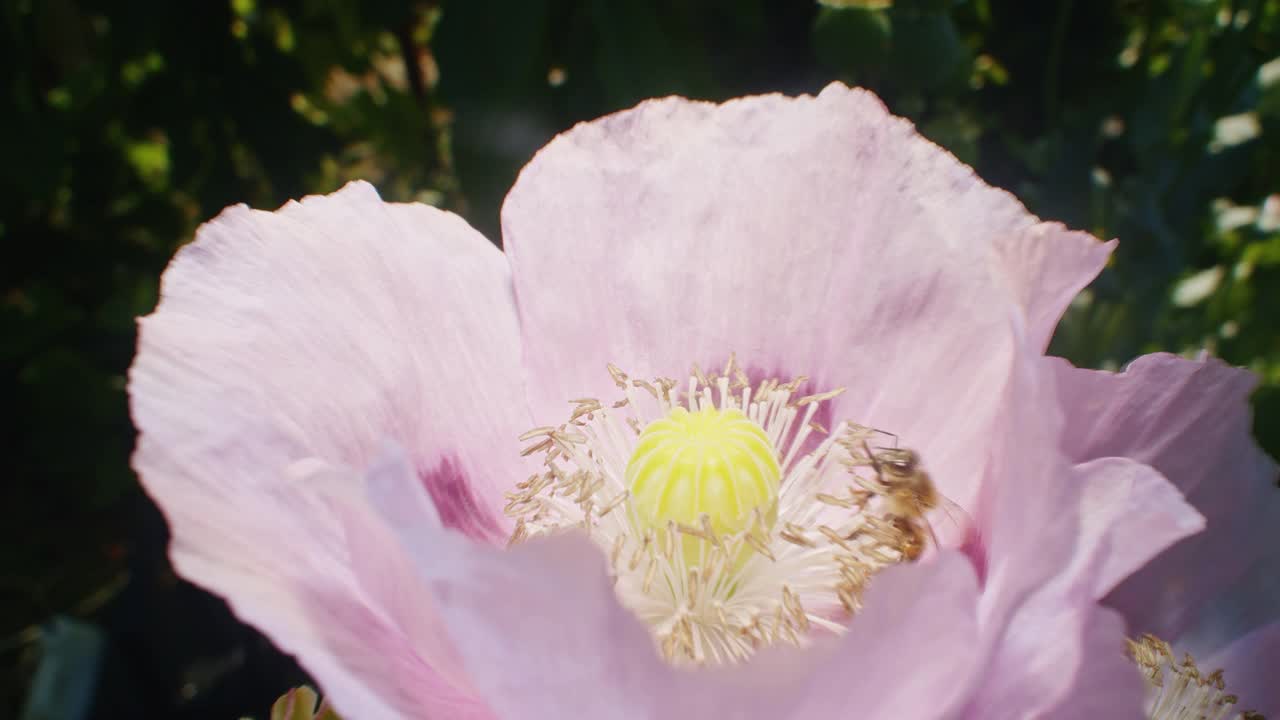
(4, 0, 1279, 717)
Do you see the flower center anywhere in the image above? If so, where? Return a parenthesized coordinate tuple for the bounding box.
(506, 357, 951, 666)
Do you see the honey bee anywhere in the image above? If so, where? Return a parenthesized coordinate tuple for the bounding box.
(891, 517, 928, 561)
(862, 442, 969, 560)
(866, 446, 937, 514)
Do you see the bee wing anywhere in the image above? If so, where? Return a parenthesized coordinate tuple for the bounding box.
(924, 495, 973, 550)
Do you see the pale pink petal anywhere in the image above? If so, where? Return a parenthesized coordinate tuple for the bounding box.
(366, 454, 707, 718)
(1203, 620, 1280, 717)
(370, 510, 675, 718)
(1176, 517, 1280, 656)
(973, 456, 1198, 716)
(297, 586, 490, 720)
(129, 182, 528, 717)
(1074, 457, 1204, 598)
(1034, 606, 1147, 720)
(502, 82, 1111, 513)
(784, 553, 982, 720)
(158, 454, 491, 720)
(968, 596, 1144, 719)
(989, 225, 1114, 351)
(965, 356, 1149, 719)
(1050, 354, 1280, 641)
(970, 349, 1077, 637)
(133, 181, 531, 537)
(334, 449, 488, 709)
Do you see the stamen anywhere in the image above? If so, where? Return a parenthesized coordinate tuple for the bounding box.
(1128, 634, 1265, 720)
(506, 360, 952, 666)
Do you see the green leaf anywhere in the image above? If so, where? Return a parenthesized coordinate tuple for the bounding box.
(886, 8, 965, 91)
(813, 6, 892, 75)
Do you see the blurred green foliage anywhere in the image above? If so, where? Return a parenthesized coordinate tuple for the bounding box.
(2, 0, 1278, 713)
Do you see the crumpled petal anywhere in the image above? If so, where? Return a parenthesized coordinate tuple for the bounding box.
(967, 454, 1199, 718)
(129, 182, 529, 718)
(1073, 457, 1204, 599)
(988, 226, 1114, 351)
(960, 346, 1150, 718)
(1050, 354, 1280, 643)
(502, 82, 1112, 513)
(968, 594, 1145, 720)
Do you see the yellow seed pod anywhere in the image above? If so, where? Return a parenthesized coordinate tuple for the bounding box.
(626, 406, 781, 541)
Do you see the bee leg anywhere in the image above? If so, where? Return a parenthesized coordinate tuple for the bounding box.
(861, 440, 884, 475)
(923, 519, 941, 552)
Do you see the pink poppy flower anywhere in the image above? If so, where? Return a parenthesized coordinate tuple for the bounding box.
(129, 84, 1278, 719)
